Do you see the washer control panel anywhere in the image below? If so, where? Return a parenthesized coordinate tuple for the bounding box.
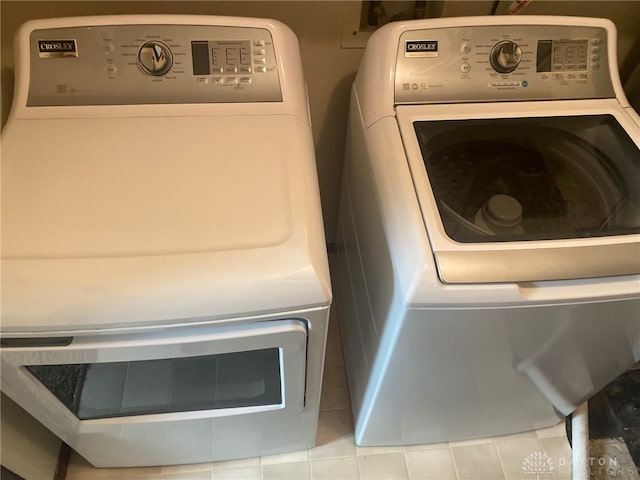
(27, 24, 282, 106)
(395, 24, 614, 104)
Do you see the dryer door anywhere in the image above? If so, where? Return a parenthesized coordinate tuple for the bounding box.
(1, 319, 307, 430)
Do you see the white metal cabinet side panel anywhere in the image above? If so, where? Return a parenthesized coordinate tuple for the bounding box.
(356, 100, 433, 305)
(335, 103, 380, 417)
(356, 305, 558, 446)
(336, 89, 430, 433)
(357, 295, 640, 446)
(335, 179, 370, 416)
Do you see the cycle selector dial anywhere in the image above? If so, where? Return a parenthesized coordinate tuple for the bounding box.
(138, 41, 173, 76)
(490, 40, 522, 73)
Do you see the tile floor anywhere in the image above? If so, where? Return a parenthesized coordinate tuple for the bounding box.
(65, 307, 573, 480)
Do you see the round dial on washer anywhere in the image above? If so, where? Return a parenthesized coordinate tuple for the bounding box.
(138, 41, 173, 76)
(489, 40, 522, 73)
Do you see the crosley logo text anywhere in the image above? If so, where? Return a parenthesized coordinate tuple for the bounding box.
(404, 40, 439, 57)
(37, 39, 78, 58)
(39, 41, 75, 51)
(407, 42, 437, 51)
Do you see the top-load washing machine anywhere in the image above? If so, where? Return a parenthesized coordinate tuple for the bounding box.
(335, 16, 640, 446)
(1, 15, 331, 467)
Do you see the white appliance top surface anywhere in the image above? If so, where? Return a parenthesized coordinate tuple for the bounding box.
(4, 116, 292, 258)
(1, 114, 331, 334)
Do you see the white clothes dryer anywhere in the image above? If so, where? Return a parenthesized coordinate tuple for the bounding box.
(335, 16, 640, 446)
(1, 15, 331, 467)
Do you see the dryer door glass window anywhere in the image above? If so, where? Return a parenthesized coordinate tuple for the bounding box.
(25, 349, 282, 420)
(414, 114, 640, 242)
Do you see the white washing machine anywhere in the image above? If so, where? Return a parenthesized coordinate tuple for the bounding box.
(335, 16, 640, 446)
(0, 15, 331, 467)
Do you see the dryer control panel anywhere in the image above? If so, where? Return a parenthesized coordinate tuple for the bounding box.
(395, 24, 615, 104)
(27, 24, 282, 106)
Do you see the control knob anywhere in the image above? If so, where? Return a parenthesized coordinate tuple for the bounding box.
(490, 40, 522, 74)
(138, 41, 173, 76)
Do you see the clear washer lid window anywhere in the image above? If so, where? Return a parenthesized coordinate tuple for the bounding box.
(414, 115, 640, 243)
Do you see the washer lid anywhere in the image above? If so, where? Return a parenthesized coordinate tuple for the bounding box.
(415, 115, 639, 243)
(397, 105, 640, 284)
(1, 115, 330, 332)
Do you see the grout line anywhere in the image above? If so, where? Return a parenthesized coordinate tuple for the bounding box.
(448, 443, 462, 480)
(491, 437, 508, 480)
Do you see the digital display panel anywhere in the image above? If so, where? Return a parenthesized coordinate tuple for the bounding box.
(191, 41, 210, 75)
(191, 40, 252, 76)
(536, 39, 589, 72)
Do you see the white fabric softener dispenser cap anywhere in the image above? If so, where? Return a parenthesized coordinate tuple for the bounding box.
(475, 194, 525, 234)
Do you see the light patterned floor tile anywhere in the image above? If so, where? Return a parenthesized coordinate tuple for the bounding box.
(161, 462, 212, 475)
(262, 461, 311, 480)
(536, 421, 567, 439)
(103, 463, 162, 480)
(320, 366, 351, 411)
(494, 429, 538, 442)
(403, 442, 451, 453)
(539, 436, 572, 479)
(212, 466, 261, 480)
(261, 448, 310, 465)
(106, 469, 162, 480)
(357, 452, 409, 480)
(211, 457, 260, 472)
(448, 436, 495, 448)
(325, 306, 345, 368)
(66, 452, 112, 480)
(161, 470, 211, 480)
(450, 442, 506, 479)
(405, 447, 457, 479)
(495, 437, 546, 480)
(356, 445, 403, 456)
(310, 409, 357, 460)
(311, 457, 360, 480)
